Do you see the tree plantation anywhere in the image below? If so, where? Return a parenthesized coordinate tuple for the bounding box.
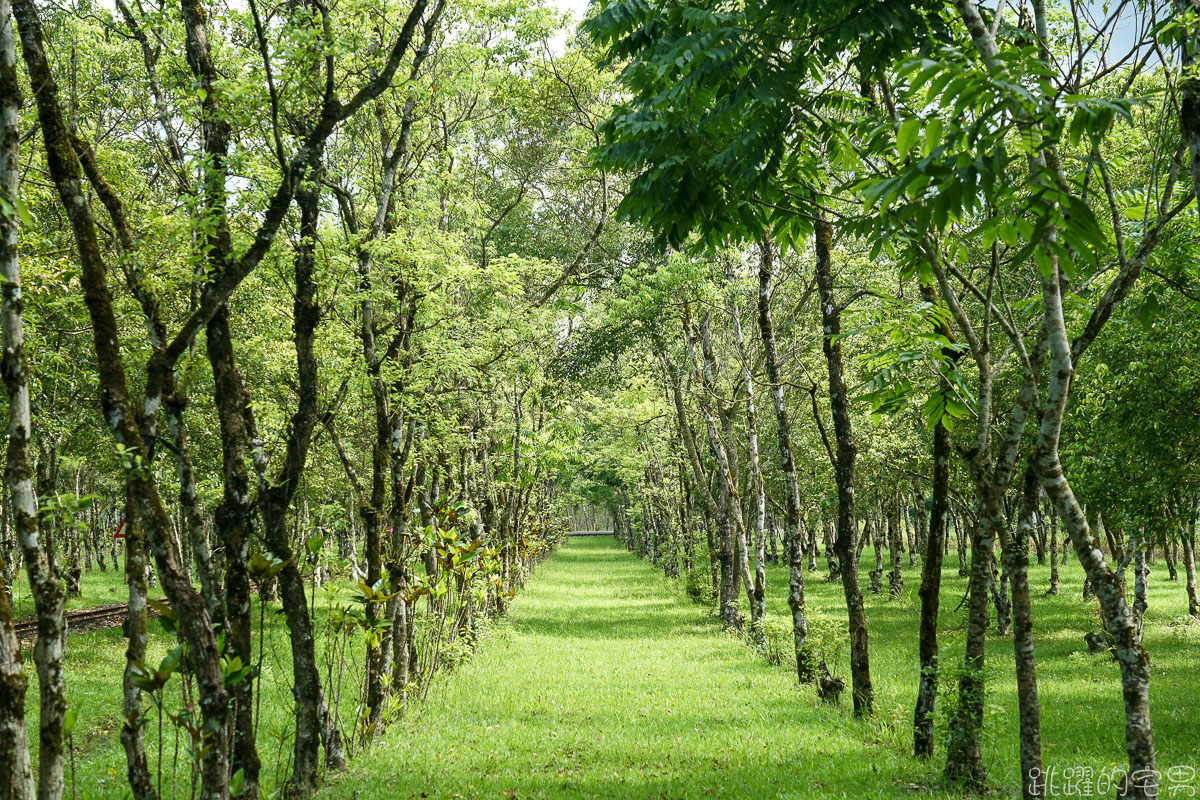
(0, 0, 1197, 797)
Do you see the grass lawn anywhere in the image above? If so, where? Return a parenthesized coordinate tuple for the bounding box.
(320, 537, 953, 799)
(19, 534, 1200, 798)
(15, 570, 369, 799)
(752, 539, 1200, 796)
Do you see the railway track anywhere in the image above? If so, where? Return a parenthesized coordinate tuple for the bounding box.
(12, 600, 161, 642)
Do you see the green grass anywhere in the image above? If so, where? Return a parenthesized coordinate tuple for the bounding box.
(21, 536, 1200, 798)
(17, 570, 370, 799)
(9, 563, 130, 618)
(319, 537, 951, 799)
(751, 542, 1200, 795)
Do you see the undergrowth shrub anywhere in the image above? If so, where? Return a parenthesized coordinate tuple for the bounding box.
(685, 568, 714, 603)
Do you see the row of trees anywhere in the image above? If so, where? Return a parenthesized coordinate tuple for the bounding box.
(1, 0, 1199, 798)
(0, 0, 621, 797)
(565, 2, 1200, 799)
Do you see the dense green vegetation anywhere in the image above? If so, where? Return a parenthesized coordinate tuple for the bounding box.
(0, 0, 1198, 798)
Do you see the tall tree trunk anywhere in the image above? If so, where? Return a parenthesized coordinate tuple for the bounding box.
(681, 306, 748, 630)
(1181, 512, 1199, 618)
(256, 173, 345, 791)
(0, 18, 34, 794)
(868, 514, 883, 594)
(119, 492, 155, 800)
(823, 519, 839, 580)
(756, 240, 811, 681)
(730, 298, 766, 641)
(0, 568, 31, 800)
(0, 45, 65, 796)
(388, 414, 416, 705)
(205, 307, 260, 793)
(913, 417, 949, 758)
(662, 357, 722, 607)
(993, 551, 1012, 636)
(887, 496, 903, 598)
(1047, 503, 1060, 595)
(946, 490, 1003, 787)
(812, 213, 872, 716)
(1002, 467, 1043, 799)
(180, 0, 262, 777)
(1033, 256, 1157, 799)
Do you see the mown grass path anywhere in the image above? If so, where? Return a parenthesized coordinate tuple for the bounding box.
(321, 537, 919, 799)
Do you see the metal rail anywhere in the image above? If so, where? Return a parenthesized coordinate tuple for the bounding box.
(12, 600, 162, 641)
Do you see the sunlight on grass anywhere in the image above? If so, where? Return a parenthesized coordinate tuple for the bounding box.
(320, 538, 959, 799)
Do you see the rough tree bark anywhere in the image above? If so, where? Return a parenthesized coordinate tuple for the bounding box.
(11, 5, 235, 793)
(756, 239, 812, 682)
(1047, 503, 1060, 595)
(913, 417, 949, 758)
(1033, 255, 1157, 798)
(887, 497, 903, 598)
(0, 13, 35, 793)
(868, 514, 883, 594)
(119, 495, 155, 800)
(0, 28, 66, 797)
(1001, 467, 1044, 799)
(812, 213, 872, 716)
(1181, 507, 1199, 618)
(256, 171, 346, 792)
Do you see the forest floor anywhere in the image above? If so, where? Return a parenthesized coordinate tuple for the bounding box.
(320, 537, 942, 799)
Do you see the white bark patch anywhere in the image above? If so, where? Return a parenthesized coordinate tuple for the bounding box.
(143, 394, 161, 418)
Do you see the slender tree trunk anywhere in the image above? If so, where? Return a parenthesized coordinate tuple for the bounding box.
(1047, 504, 1060, 596)
(120, 492, 155, 800)
(682, 307, 748, 630)
(813, 213, 872, 716)
(0, 569, 31, 800)
(0, 19, 34, 794)
(823, 519, 839, 580)
(1033, 257, 1156, 799)
(731, 299, 766, 641)
(868, 515, 883, 594)
(887, 497, 903, 598)
(257, 173, 344, 791)
(0, 49, 65, 796)
(388, 415, 416, 705)
(993, 549, 1012, 636)
(205, 307, 260, 794)
(662, 357, 722, 606)
(1132, 536, 1149, 639)
(756, 240, 811, 680)
(1002, 467, 1044, 799)
(913, 417, 949, 758)
(1161, 530, 1177, 581)
(955, 514, 969, 576)
(1181, 517, 1199, 618)
(946, 493, 997, 787)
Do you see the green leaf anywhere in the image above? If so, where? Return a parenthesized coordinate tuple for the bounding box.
(146, 598, 176, 621)
(14, 197, 33, 227)
(896, 119, 921, 158)
(922, 119, 943, 157)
